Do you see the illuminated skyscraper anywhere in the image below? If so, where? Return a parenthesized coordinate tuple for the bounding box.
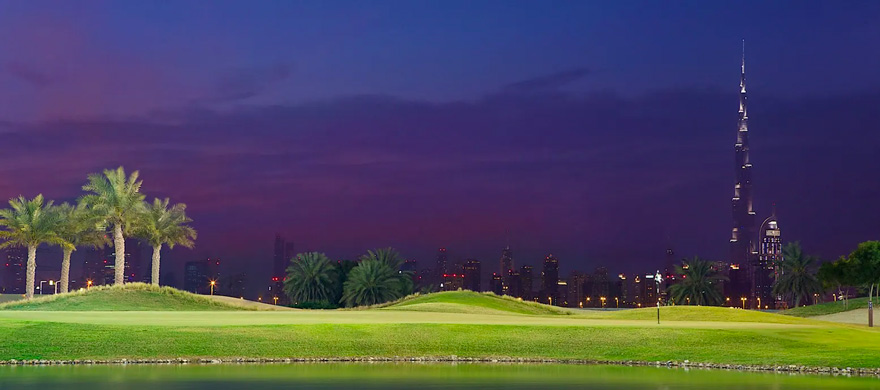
(3, 247, 26, 294)
(462, 259, 481, 291)
(729, 41, 756, 303)
(435, 247, 448, 279)
(757, 207, 782, 308)
(499, 246, 514, 295)
(541, 254, 559, 304)
(271, 234, 292, 303)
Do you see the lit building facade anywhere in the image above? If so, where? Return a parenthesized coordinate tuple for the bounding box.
(758, 209, 782, 308)
(541, 254, 559, 305)
(462, 259, 481, 292)
(729, 42, 757, 305)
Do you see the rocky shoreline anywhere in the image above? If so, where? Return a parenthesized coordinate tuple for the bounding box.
(0, 356, 878, 377)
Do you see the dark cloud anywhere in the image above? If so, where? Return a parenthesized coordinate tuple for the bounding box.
(502, 68, 590, 93)
(208, 63, 293, 102)
(5, 62, 54, 87)
(1, 87, 878, 295)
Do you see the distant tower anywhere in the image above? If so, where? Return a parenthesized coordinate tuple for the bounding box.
(3, 247, 26, 294)
(729, 40, 757, 303)
(541, 254, 559, 305)
(757, 205, 782, 309)
(499, 246, 514, 295)
(271, 234, 289, 303)
(463, 259, 481, 292)
(435, 248, 448, 279)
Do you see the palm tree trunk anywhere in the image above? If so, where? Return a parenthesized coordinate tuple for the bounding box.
(25, 245, 36, 299)
(113, 224, 126, 286)
(60, 248, 73, 294)
(151, 244, 162, 286)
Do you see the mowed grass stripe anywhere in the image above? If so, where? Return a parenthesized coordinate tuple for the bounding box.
(0, 321, 879, 367)
(0, 310, 823, 328)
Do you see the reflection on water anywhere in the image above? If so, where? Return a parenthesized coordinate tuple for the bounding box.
(0, 363, 876, 390)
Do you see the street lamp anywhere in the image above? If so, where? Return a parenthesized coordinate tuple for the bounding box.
(600, 296, 606, 309)
(726, 297, 730, 307)
(38, 280, 55, 295)
(273, 296, 279, 305)
(757, 297, 761, 310)
(615, 297, 619, 308)
(686, 297, 690, 305)
(741, 297, 746, 309)
(210, 280, 216, 296)
(87, 280, 93, 290)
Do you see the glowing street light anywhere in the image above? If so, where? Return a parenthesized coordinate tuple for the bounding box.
(273, 296, 279, 305)
(87, 280, 93, 290)
(210, 280, 216, 295)
(600, 296, 606, 309)
(615, 297, 619, 308)
(741, 297, 747, 309)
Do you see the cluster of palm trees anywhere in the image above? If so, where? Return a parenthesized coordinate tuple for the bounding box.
(283, 247, 413, 307)
(667, 241, 880, 315)
(0, 167, 197, 299)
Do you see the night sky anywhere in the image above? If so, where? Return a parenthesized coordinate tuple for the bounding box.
(1, 1, 878, 291)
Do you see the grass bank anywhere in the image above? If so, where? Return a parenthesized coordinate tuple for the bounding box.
(783, 297, 870, 317)
(0, 284, 255, 311)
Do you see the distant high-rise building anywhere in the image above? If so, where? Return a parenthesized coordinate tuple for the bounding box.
(591, 267, 609, 304)
(80, 248, 105, 287)
(616, 274, 629, 306)
(224, 272, 247, 298)
(499, 246, 514, 294)
(435, 248, 448, 281)
(462, 259, 481, 292)
(567, 271, 586, 308)
(729, 41, 757, 304)
(757, 207, 782, 309)
(541, 254, 559, 304)
(519, 265, 534, 300)
(103, 239, 142, 284)
(272, 234, 292, 303)
(489, 273, 503, 295)
(183, 260, 208, 294)
(3, 247, 26, 294)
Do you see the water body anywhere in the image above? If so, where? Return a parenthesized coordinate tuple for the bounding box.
(0, 363, 876, 389)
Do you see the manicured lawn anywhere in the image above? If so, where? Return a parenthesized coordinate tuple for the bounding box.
(0, 316, 878, 367)
(0, 287, 877, 367)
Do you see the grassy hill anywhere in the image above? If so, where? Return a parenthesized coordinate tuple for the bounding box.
(582, 305, 816, 324)
(0, 284, 256, 311)
(782, 297, 871, 317)
(378, 291, 573, 315)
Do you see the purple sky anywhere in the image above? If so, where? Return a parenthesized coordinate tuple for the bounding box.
(1, 1, 879, 289)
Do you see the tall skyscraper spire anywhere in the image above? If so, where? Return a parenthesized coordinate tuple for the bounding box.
(730, 40, 757, 305)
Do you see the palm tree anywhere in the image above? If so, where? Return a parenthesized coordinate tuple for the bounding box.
(667, 256, 727, 306)
(341, 259, 401, 307)
(80, 167, 146, 286)
(0, 195, 68, 299)
(341, 248, 413, 307)
(773, 242, 822, 307)
(54, 203, 109, 293)
(363, 247, 414, 296)
(135, 198, 197, 285)
(283, 252, 337, 304)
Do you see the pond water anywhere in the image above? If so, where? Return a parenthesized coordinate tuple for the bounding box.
(0, 363, 876, 389)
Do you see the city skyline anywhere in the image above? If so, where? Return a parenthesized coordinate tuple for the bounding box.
(0, 2, 878, 293)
